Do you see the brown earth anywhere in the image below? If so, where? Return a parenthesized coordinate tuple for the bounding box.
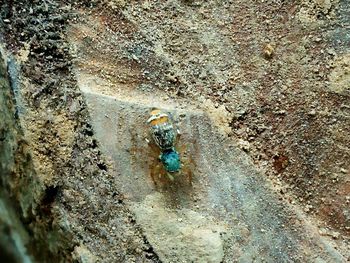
(0, 0, 349, 262)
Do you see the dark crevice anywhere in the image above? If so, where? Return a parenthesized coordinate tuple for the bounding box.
(142, 235, 162, 262)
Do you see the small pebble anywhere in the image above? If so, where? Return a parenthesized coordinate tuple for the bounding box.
(340, 168, 348, 174)
(263, 44, 274, 59)
(308, 109, 316, 116)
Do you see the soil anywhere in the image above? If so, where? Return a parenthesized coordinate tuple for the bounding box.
(0, 0, 349, 262)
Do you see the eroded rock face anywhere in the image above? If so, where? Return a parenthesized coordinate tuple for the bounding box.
(329, 54, 350, 94)
(0, 50, 33, 263)
(0, 1, 161, 261)
(80, 90, 345, 262)
(69, 0, 349, 261)
(133, 193, 225, 263)
(1, 0, 349, 262)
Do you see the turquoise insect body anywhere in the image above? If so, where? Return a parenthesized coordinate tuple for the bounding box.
(147, 109, 181, 173)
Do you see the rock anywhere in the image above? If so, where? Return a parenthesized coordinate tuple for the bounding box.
(238, 139, 250, 152)
(72, 245, 97, 263)
(132, 193, 226, 263)
(202, 100, 232, 136)
(308, 109, 317, 116)
(340, 168, 348, 174)
(1, 0, 349, 262)
(315, 0, 332, 13)
(263, 44, 274, 59)
(329, 54, 350, 94)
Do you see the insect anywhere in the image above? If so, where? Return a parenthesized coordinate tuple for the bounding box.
(147, 109, 181, 177)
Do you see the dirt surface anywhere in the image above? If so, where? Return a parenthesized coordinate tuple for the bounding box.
(1, 1, 160, 262)
(68, 0, 350, 240)
(0, 0, 349, 262)
(81, 91, 346, 262)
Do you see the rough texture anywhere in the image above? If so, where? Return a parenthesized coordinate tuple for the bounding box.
(0, 49, 33, 263)
(81, 92, 345, 262)
(1, 1, 159, 262)
(133, 193, 225, 263)
(0, 0, 349, 262)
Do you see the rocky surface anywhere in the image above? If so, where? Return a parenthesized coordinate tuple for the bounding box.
(80, 84, 345, 262)
(0, 0, 349, 262)
(0, 49, 33, 263)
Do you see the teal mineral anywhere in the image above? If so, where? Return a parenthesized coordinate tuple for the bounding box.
(160, 149, 181, 172)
